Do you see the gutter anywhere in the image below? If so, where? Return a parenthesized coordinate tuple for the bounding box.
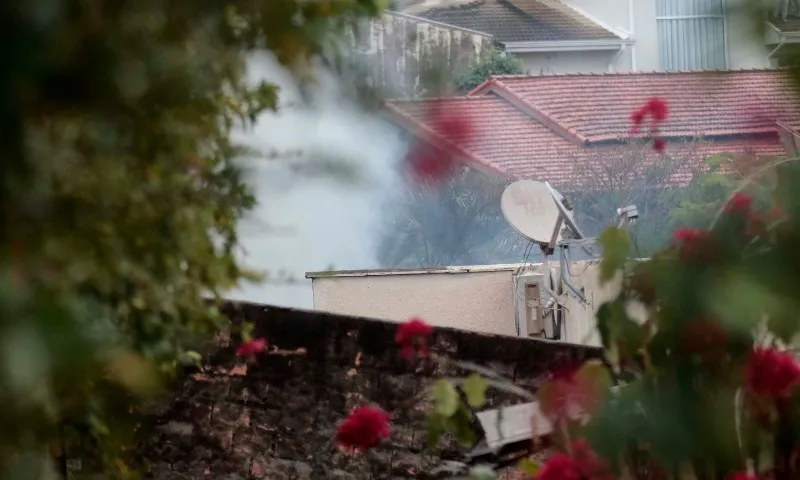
(503, 39, 634, 53)
(385, 10, 494, 39)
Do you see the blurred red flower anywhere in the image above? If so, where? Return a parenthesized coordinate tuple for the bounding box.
(395, 317, 434, 360)
(537, 440, 612, 480)
(236, 337, 267, 357)
(728, 474, 760, 480)
(746, 347, 800, 399)
(673, 227, 713, 259)
(645, 98, 669, 122)
(336, 406, 391, 452)
(406, 103, 475, 183)
(726, 192, 753, 214)
(631, 97, 669, 152)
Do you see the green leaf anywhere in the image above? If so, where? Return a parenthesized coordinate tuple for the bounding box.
(468, 466, 497, 480)
(425, 412, 445, 449)
(462, 374, 488, 408)
(431, 379, 460, 417)
(517, 458, 540, 476)
(598, 227, 631, 284)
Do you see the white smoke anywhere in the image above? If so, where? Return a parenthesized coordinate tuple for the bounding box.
(224, 51, 406, 308)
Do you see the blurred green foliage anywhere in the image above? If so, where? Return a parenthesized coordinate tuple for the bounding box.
(0, 0, 383, 477)
(454, 49, 525, 94)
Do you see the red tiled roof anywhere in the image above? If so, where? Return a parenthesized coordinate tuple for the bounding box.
(471, 69, 800, 142)
(384, 69, 796, 186)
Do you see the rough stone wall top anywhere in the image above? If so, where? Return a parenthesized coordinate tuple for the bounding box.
(135, 302, 602, 479)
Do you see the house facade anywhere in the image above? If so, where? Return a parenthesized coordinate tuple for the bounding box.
(394, 0, 799, 74)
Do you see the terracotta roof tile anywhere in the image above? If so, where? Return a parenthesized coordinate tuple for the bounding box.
(401, 0, 620, 43)
(480, 69, 800, 141)
(386, 70, 796, 186)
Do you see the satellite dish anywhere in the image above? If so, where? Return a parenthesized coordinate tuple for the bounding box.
(501, 180, 575, 245)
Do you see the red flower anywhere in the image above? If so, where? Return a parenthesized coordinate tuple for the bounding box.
(335, 406, 391, 452)
(728, 474, 760, 480)
(406, 103, 475, 183)
(746, 347, 800, 399)
(537, 440, 612, 480)
(630, 109, 646, 133)
(725, 192, 753, 214)
(236, 337, 267, 356)
(537, 453, 583, 480)
(653, 137, 666, 152)
(645, 97, 669, 123)
(395, 317, 434, 360)
(407, 146, 456, 183)
(673, 227, 713, 259)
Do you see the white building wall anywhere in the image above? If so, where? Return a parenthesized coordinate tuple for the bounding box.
(561, 0, 772, 71)
(561, 0, 661, 71)
(309, 262, 618, 346)
(516, 50, 627, 74)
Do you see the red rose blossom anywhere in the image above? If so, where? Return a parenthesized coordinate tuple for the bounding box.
(746, 347, 800, 399)
(407, 103, 475, 183)
(395, 317, 434, 360)
(537, 440, 612, 480)
(725, 192, 753, 214)
(537, 453, 582, 480)
(236, 337, 267, 357)
(728, 474, 760, 480)
(335, 406, 391, 452)
(673, 227, 713, 259)
(645, 97, 669, 122)
(630, 97, 669, 152)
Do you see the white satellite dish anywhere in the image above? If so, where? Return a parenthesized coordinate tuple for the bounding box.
(500, 180, 574, 245)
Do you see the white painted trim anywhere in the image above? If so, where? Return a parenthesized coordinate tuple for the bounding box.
(503, 40, 633, 53)
(385, 10, 495, 38)
(306, 263, 534, 279)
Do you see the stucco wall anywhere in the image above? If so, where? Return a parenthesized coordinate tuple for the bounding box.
(516, 50, 623, 74)
(309, 262, 619, 347)
(311, 267, 519, 336)
(353, 12, 494, 98)
(561, 0, 660, 71)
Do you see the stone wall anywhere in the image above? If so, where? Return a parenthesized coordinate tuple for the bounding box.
(353, 12, 495, 98)
(135, 302, 602, 479)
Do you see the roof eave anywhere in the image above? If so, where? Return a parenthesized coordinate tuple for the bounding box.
(503, 39, 634, 53)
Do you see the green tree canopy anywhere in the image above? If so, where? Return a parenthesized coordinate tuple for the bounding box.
(454, 48, 525, 93)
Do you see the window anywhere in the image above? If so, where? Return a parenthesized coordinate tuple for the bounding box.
(656, 0, 727, 70)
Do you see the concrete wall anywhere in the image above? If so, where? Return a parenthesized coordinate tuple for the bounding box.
(309, 262, 619, 346)
(311, 266, 519, 336)
(562, 0, 660, 71)
(353, 12, 494, 98)
(516, 50, 625, 74)
(134, 303, 602, 479)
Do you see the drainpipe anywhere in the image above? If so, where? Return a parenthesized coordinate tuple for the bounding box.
(769, 37, 787, 64)
(628, 0, 636, 70)
(608, 45, 627, 72)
